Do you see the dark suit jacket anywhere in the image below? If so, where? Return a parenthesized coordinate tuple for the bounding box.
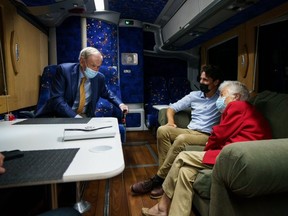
(35, 63, 122, 118)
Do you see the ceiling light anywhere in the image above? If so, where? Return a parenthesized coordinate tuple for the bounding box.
(94, 0, 105, 11)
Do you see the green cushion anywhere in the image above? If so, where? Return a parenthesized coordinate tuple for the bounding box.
(215, 139, 288, 197)
(249, 91, 288, 139)
(158, 108, 191, 128)
(193, 169, 213, 199)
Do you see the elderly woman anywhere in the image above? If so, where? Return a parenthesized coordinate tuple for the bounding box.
(142, 80, 272, 216)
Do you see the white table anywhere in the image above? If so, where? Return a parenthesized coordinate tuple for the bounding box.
(152, 104, 169, 110)
(0, 117, 125, 209)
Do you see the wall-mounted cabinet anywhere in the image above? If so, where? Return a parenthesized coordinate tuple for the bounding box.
(161, 0, 257, 50)
(0, 1, 48, 114)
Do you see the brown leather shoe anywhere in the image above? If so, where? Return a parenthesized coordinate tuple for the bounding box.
(131, 175, 158, 195)
(150, 186, 164, 199)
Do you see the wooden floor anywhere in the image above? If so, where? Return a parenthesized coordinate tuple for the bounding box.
(81, 130, 197, 216)
(82, 130, 159, 216)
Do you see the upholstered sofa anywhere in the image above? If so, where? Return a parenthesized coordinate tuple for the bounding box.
(158, 90, 288, 216)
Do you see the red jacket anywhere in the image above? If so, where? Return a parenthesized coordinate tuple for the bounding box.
(203, 101, 272, 165)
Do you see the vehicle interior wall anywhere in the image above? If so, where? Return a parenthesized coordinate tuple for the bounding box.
(0, 0, 48, 115)
(55, 16, 146, 129)
(2, 0, 288, 116)
(143, 56, 191, 99)
(54, 15, 192, 129)
(56, 16, 144, 105)
(200, 1, 288, 94)
(56, 16, 82, 64)
(119, 25, 144, 105)
(142, 27, 194, 103)
(55, 16, 119, 67)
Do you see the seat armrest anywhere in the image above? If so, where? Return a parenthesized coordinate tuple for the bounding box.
(158, 108, 191, 128)
(194, 169, 213, 199)
(213, 138, 288, 197)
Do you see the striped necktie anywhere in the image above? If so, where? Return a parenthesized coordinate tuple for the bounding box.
(77, 77, 87, 114)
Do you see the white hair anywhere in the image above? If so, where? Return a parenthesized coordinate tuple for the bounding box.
(218, 80, 250, 101)
(78, 47, 103, 60)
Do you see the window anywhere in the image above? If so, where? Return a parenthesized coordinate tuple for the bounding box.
(257, 18, 288, 93)
(207, 37, 238, 81)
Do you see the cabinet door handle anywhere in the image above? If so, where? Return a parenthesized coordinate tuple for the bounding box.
(10, 30, 20, 75)
(241, 44, 248, 78)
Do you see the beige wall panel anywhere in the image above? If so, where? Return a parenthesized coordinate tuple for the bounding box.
(0, 0, 17, 113)
(0, 0, 48, 114)
(13, 15, 48, 108)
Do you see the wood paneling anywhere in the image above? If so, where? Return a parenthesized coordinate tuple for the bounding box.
(0, 1, 48, 114)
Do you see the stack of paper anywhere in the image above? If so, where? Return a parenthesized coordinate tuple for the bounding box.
(63, 125, 116, 141)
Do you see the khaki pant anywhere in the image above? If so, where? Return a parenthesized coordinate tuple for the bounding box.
(156, 125, 209, 179)
(163, 151, 212, 216)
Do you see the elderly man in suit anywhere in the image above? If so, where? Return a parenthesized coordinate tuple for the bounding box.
(35, 47, 128, 118)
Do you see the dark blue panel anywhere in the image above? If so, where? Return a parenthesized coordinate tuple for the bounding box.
(168, 77, 191, 103)
(20, 0, 169, 24)
(143, 31, 156, 51)
(86, 18, 120, 117)
(95, 66, 121, 119)
(144, 76, 169, 113)
(20, 0, 56, 6)
(86, 18, 126, 142)
(108, 0, 168, 23)
(119, 27, 144, 103)
(87, 19, 118, 66)
(56, 16, 82, 63)
(126, 113, 141, 128)
(36, 65, 57, 113)
(142, 56, 189, 128)
(143, 56, 187, 77)
(144, 76, 169, 128)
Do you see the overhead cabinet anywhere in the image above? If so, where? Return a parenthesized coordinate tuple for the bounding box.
(161, 0, 259, 49)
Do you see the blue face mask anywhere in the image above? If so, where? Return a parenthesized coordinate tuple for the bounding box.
(216, 96, 226, 113)
(84, 67, 98, 79)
